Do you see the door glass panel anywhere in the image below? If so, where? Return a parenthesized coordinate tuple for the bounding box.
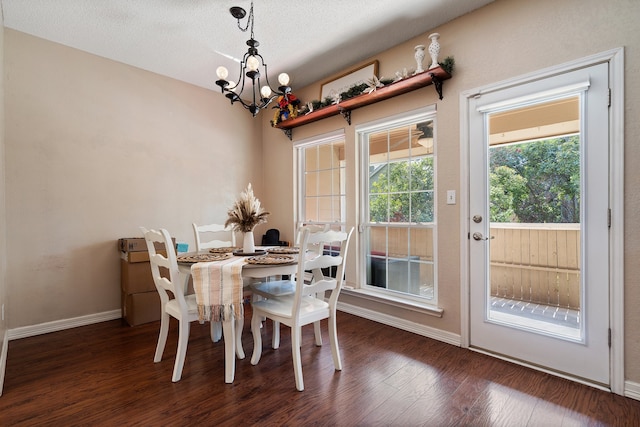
(486, 96, 582, 341)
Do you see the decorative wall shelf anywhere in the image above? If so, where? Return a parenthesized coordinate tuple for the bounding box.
(274, 65, 451, 140)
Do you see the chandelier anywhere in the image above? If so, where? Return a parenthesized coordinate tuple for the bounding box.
(215, 1, 291, 117)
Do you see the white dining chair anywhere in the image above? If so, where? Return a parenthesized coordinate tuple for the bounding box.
(250, 224, 328, 346)
(250, 226, 354, 391)
(251, 223, 329, 299)
(140, 226, 219, 382)
(192, 222, 236, 251)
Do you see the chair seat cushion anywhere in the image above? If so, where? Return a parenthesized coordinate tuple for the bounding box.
(252, 295, 329, 319)
(251, 279, 295, 297)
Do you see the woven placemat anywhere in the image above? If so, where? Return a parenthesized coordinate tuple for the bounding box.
(246, 255, 296, 265)
(177, 253, 232, 263)
(267, 247, 300, 254)
(209, 247, 238, 254)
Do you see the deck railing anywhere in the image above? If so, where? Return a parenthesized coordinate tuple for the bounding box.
(490, 223, 581, 309)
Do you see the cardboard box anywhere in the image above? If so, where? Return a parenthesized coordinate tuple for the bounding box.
(120, 249, 170, 294)
(118, 237, 176, 253)
(121, 259, 157, 294)
(122, 291, 161, 326)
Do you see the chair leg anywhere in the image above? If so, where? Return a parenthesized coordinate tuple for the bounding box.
(210, 321, 222, 342)
(272, 320, 281, 349)
(154, 312, 170, 363)
(172, 319, 190, 382)
(291, 325, 304, 391)
(328, 314, 342, 371)
(313, 321, 323, 346)
(250, 310, 263, 365)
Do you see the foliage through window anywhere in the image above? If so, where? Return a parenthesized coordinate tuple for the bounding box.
(489, 136, 580, 223)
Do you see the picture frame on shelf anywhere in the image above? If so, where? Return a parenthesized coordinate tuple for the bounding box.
(320, 60, 379, 101)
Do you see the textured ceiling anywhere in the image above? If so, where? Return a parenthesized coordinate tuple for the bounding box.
(1, 0, 493, 91)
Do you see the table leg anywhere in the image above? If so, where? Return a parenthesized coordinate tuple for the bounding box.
(222, 318, 236, 383)
(236, 315, 245, 359)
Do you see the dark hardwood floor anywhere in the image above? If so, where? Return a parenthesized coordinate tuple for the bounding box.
(2, 306, 639, 426)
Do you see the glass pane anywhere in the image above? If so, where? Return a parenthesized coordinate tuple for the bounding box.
(486, 96, 582, 341)
(369, 164, 388, 194)
(410, 191, 433, 223)
(388, 125, 411, 157)
(305, 171, 318, 197)
(415, 120, 434, 155)
(305, 146, 318, 172)
(317, 196, 334, 222)
(304, 197, 318, 222)
(368, 226, 387, 288)
(317, 144, 334, 169)
(387, 227, 408, 258)
(331, 168, 341, 195)
(388, 161, 410, 191)
(369, 130, 390, 159)
(369, 194, 388, 222)
(389, 193, 408, 223)
(410, 157, 434, 191)
(317, 170, 333, 196)
(416, 262, 434, 299)
(410, 227, 433, 260)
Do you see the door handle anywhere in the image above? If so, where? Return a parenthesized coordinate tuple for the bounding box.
(472, 232, 494, 241)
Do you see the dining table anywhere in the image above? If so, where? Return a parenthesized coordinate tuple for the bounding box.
(177, 246, 299, 384)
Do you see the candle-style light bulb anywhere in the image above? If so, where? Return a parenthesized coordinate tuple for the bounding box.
(246, 56, 259, 72)
(216, 66, 229, 80)
(260, 86, 272, 98)
(278, 73, 290, 86)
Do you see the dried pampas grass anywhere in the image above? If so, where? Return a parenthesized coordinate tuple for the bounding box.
(225, 183, 269, 233)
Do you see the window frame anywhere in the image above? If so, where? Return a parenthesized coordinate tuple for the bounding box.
(357, 105, 439, 306)
(294, 130, 346, 232)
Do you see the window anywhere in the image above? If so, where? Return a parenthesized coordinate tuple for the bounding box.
(358, 107, 437, 303)
(295, 131, 346, 232)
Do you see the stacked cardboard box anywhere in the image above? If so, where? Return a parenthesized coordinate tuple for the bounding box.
(118, 237, 174, 326)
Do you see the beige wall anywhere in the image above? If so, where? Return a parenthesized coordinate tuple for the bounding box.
(4, 30, 266, 329)
(259, 0, 640, 382)
(0, 6, 7, 394)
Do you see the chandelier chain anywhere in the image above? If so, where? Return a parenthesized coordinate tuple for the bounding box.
(236, 2, 254, 37)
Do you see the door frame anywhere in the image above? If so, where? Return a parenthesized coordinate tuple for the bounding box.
(459, 47, 625, 394)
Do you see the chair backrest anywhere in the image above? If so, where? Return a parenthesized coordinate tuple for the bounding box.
(293, 227, 354, 311)
(261, 228, 281, 246)
(140, 227, 187, 311)
(192, 223, 236, 251)
(294, 223, 331, 254)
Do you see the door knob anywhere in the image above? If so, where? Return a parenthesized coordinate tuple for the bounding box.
(472, 232, 494, 241)
(473, 215, 483, 223)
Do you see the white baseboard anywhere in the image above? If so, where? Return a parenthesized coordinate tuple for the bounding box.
(0, 329, 8, 396)
(337, 301, 461, 346)
(625, 380, 640, 401)
(7, 310, 122, 341)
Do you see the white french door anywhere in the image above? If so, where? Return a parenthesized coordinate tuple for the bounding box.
(468, 63, 610, 385)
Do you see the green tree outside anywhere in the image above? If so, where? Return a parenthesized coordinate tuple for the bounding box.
(369, 157, 435, 223)
(489, 136, 581, 223)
